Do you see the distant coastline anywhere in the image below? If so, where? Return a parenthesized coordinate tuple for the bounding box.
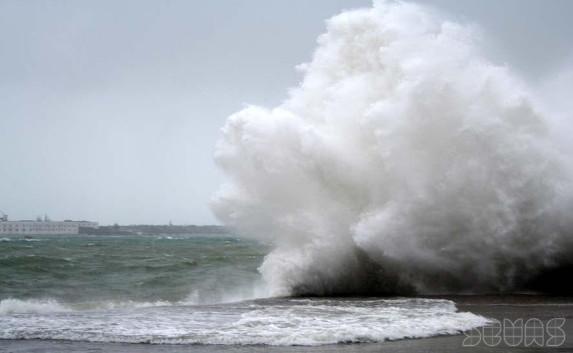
(79, 224, 229, 236)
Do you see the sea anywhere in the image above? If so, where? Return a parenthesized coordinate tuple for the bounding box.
(0, 234, 487, 346)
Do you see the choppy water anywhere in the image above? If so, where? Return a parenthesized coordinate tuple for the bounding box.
(0, 234, 487, 345)
(0, 234, 266, 308)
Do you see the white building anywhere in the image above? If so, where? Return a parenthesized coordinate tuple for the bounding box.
(0, 214, 98, 235)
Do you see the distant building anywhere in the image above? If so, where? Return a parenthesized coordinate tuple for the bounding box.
(0, 213, 98, 235)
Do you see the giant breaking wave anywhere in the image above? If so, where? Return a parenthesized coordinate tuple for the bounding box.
(212, 1, 573, 296)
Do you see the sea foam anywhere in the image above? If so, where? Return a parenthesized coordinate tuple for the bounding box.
(0, 298, 488, 345)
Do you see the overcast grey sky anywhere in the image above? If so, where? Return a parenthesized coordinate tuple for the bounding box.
(1, 0, 572, 225)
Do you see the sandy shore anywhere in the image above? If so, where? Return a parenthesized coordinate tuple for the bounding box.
(1, 295, 572, 353)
